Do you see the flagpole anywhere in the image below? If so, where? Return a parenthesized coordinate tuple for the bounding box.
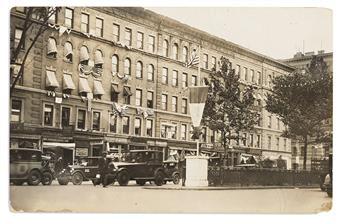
(197, 44, 201, 156)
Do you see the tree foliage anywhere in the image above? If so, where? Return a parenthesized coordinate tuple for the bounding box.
(202, 57, 259, 164)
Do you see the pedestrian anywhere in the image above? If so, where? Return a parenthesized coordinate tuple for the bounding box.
(178, 150, 186, 186)
(98, 151, 109, 188)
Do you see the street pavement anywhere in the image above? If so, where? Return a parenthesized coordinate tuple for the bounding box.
(9, 181, 332, 213)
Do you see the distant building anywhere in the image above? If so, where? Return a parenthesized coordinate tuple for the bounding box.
(282, 51, 333, 170)
(10, 7, 294, 168)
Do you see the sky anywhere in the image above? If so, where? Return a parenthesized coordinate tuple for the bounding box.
(147, 7, 332, 60)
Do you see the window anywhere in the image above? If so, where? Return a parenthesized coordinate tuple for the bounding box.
(201, 127, 207, 142)
(80, 46, 89, 65)
(113, 24, 120, 42)
(47, 37, 57, 58)
(171, 125, 177, 139)
(64, 8, 74, 28)
(148, 35, 155, 53)
(172, 43, 178, 60)
(191, 75, 197, 86)
(211, 56, 216, 69)
(256, 135, 261, 148)
(92, 111, 101, 131)
(172, 70, 178, 86)
(172, 96, 178, 112)
(257, 71, 261, 85)
(250, 69, 255, 83)
(182, 73, 188, 88)
(135, 89, 142, 106)
(124, 86, 131, 105)
(277, 119, 280, 130)
(146, 119, 153, 137)
(81, 13, 89, 33)
(242, 133, 247, 146)
(257, 113, 262, 127)
(94, 50, 103, 69)
(134, 118, 142, 136)
(161, 124, 177, 139)
(77, 109, 86, 130)
(147, 91, 154, 108)
(95, 18, 103, 37)
(44, 104, 54, 126)
(267, 135, 272, 150)
(182, 46, 188, 63)
(182, 98, 187, 114)
(181, 124, 187, 140)
(268, 116, 272, 128)
(243, 67, 248, 81)
(162, 67, 168, 84)
(11, 100, 22, 122)
(64, 42, 73, 62)
(14, 28, 23, 49)
(125, 28, 132, 46)
(124, 58, 131, 75)
(203, 54, 208, 69)
(284, 139, 287, 151)
(61, 107, 71, 127)
(236, 65, 241, 76)
(122, 116, 130, 134)
(47, 7, 57, 24)
(163, 39, 169, 57)
(136, 61, 143, 78)
(137, 32, 144, 49)
(147, 64, 154, 81)
(249, 134, 254, 147)
(268, 75, 272, 87)
(276, 137, 280, 150)
(111, 55, 119, 73)
(109, 113, 117, 133)
(161, 94, 167, 110)
(111, 84, 119, 102)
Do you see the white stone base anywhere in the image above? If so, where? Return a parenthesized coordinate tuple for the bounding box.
(185, 156, 209, 187)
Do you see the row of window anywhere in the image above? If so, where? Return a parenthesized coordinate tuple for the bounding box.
(266, 135, 288, 152)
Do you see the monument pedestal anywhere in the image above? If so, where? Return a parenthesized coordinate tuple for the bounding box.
(185, 156, 209, 187)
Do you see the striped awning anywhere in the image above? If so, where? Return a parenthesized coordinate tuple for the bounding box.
(46, 70, 59, 88)
(63, 74, 76, 90)
(79, 77, 91, 93)
(47, 38, 57, 55)
(80, 46, 90, 62)
(64, 42, 73, 57)
(94, 50, 104, 64)
(93, 80, 105, 95)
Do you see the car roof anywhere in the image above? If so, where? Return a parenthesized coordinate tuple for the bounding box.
(10, 148, 42, 152)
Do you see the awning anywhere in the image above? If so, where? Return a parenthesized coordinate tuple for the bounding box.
(80, 46, 90, 62)
(79, 78, 91, 93)
(64, 43, 73, 57)
(123, 87, 132, 96)
(43, 142, 75, 150)
(47, 38, 57, 55)
(111, 84, 120, 94)
(46, 70, 59, 88)
(63, 74, 76, 90)
(94, 50, 104, 64)
(93, 80, 105, 95)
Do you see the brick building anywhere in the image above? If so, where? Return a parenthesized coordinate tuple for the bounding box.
(10, 7, 294, 168)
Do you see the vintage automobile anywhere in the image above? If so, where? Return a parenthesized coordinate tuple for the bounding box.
(57, 157, 117, 185)
(10, 148, 54, 186)
(111, 150, 166, 186)
(163, 160, 180, 184)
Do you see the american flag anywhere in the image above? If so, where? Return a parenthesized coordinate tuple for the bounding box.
(185, 48, 200, 68)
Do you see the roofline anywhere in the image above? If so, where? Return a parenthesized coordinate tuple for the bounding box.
(281, 52, 333, 63)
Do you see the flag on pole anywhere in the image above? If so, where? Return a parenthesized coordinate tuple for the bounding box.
(189, 86, 209, 127)
(185, 47, 200, 68)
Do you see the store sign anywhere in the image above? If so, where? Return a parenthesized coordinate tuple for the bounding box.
(156, 141, 167, 147)
(76, 148, 88, 157)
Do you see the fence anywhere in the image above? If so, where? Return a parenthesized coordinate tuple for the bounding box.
(208, 166, 322, 187)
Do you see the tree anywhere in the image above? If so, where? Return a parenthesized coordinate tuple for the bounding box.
(10, 7, 60, 96)
(203, 57, 260, 166)
(266, 56, 332, 170)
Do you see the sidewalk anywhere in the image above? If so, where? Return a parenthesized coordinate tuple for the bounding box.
(143, 184, 320, 191)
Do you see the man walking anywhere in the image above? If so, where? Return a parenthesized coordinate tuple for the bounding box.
(98, 151, 108, 187)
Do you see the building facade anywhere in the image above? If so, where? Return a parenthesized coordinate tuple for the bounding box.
(282, 51, 333, 170)
(10, 7, 294, 168)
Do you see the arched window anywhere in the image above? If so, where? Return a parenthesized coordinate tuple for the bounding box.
(182, 46, 188, 63)
(80, 46, 90, 65)
(163, 39, 169, 57)
(94, 49, 104, 68)
(172, 43, 178, 60)
(147, 64, 154, 81)
(136, 61, 143, 78)
(64, 41, 73, 62)
(124, 58, 131, 75)
(47, 37, 57, 58)
(111, 55, 119, 73)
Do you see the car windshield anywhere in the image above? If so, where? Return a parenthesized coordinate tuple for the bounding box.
(10, 149, 42, 162)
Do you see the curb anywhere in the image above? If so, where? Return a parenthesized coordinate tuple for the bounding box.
(143, 185, 320, 191)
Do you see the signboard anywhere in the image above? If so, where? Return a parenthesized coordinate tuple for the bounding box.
(75, 148, 88, 157)
(156, 141, 168, 147)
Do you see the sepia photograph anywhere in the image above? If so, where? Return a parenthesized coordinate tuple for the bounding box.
(7, 4, 334, 215)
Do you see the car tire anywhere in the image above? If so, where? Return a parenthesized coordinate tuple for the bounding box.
(57, 177, 69, 185)
(72, 172, 83, 185)
(154, 171, 165, 186)
(42, 172, 53, 185)
(117, 170, 129, 186)
(13, 180, 24, 186)
(28, 170, 42, 186)
(172, 173, 180, 185)
(136, 180, 146, 186)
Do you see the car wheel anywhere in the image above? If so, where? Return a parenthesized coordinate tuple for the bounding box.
(117, 171, 129, 186)
(72, 172, 83, 185)
(172, 173, 180, 185)
(42, 172, 53, 185)
(136, 180, 146, 186)
(57, 177, 69, 185)
(154, 171, 165, 186)
(13, 180, 24, 186)
(28, 170, 41, 186)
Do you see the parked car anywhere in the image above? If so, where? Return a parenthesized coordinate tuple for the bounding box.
(10, 148, 53, 186)
(111, 150, 166, 186)
(163, 160, 180, 184)
(57, 157, 117, 185)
